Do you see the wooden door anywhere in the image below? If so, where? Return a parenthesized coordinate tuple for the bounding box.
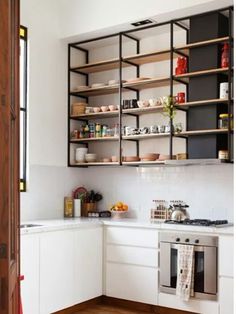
(0, 0, 20, 313)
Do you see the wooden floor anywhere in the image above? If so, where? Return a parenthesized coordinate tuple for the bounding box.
(74, 304, 149, 314)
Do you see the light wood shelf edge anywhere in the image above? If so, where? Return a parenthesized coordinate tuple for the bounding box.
(175, 36, 229, 51)
(70, 136, 119, 142)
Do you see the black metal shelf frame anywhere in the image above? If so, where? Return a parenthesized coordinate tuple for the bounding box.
(67, 6, 234, 167)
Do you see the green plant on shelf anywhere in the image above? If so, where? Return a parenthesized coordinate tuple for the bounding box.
(161, 95, 177, 120)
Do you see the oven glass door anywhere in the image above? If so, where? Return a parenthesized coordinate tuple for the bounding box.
(170, 245, 205, 293)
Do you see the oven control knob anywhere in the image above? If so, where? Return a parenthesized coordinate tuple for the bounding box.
(195, 239, 199, 244)
(185, 238, 190, 243)
(176, 238, 180, 242)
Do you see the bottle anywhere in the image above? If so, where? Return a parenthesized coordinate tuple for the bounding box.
(95, 123, 101, 138)
(84, 124, 90, 138)
(221, 43, 229, 68)
(64, 197, 74, 218)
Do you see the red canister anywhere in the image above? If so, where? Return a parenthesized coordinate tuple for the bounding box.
(177, 92, 185, 104)
(221, 43, 229, 68)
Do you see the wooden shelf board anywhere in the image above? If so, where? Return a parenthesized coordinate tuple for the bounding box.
(70, 162, 120, 166)
(70, 111, 119, 120)
(70, 58, 120, 74)
(174, 67, 229, 83)
(123, 106, 165, 115)
(122, 160, 166, 166)
(70, 136, 119, 143)
(175, 36, 229, 52)
(123, 77, 172, 90)
(122, 133, 169, 140)
(70, 85, 119, 97)
(123, 50, 171, 65)
(175, 129, 228, 137)
(175, 98, 229, 109)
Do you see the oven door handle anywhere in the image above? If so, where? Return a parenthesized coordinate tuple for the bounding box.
(160, 242, 171, 287)
(171, 243, 205, 251)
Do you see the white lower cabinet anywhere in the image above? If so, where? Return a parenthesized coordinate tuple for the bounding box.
(105, 226, 159, 305)
(21, 234, 40, 314)
(74, 228, 103, 303)
(219, 277, 234, 314)
(39, 230, 75, 314)
(21, 226, 103, 314)
(106, 263, 158, 305)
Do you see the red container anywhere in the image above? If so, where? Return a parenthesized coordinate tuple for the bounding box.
(221, 43, 229, 68)
(175, 57, 187, 75)
(177, 92, 185, 104)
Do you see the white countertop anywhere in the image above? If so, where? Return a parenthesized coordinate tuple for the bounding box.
(20, 218, 234, 236)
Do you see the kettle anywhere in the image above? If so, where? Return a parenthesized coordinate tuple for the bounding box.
(169, 203, 190, 221)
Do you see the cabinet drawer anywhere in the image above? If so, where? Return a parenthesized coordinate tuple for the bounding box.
(106, 262, 158, 305)
(106, 226, 158, 248)
(219, 235, 234, 277)
(219, 277, 234, 314)
(107, 244, 158, 267)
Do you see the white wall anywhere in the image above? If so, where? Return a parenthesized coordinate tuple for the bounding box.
(20, 0, 84, 220)
(57, 0, 233, 41)
(20, 0, 234, 222)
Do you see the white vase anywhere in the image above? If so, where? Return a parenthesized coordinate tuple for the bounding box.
(74, 199, 81, 217)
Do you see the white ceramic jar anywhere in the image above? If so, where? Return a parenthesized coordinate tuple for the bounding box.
(75, 147, 88, 162)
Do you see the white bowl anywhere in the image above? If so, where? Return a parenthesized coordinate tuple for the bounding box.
(101, 106, 109, 112)
(91, 83, 105, 88)
(137, 100, 149, 108)
(85, 153, 97, 162)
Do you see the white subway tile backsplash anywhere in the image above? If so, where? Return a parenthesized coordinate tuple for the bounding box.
(21, 164, 233, 223)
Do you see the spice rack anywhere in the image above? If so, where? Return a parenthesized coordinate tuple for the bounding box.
(67, 6, 234, 167)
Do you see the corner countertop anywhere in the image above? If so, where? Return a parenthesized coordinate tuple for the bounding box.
(20, 217, 234, 236)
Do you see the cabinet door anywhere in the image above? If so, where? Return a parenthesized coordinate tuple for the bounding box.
(219, 235, 234, 277)
(21, 234, 40, 314)
(106, 262, 158, 305)
(219, 277, 234, 314)
(74, 227, 103, 303)
(39, 230, 75, 314)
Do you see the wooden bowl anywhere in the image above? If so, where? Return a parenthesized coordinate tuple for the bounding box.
(142, 153, 159, 160)
(123, 156, 140, 162)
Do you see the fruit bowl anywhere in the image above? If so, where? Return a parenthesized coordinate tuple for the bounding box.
(110, 201, 128, 218)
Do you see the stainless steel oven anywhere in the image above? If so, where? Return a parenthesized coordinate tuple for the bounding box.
(160, 233, 218, 301)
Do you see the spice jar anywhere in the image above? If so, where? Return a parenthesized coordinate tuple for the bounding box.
(218, 114, 233, 129)
(218, 150, 229, 160)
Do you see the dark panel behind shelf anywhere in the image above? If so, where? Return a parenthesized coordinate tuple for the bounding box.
(188, 134, 228, 159)
(189, 12, 229, 43)
(187, 12, 229, 159)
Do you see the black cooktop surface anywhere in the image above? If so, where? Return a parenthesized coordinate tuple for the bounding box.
(164, 219, 230, 227)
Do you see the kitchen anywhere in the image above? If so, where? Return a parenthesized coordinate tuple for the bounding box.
(0, 0, 234, 314)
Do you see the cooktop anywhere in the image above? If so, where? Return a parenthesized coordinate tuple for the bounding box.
(164, 219, 232, 227)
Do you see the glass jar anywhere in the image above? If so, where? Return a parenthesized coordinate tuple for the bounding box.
(218, 150, 229, 160)
(218, 114, 233, 129)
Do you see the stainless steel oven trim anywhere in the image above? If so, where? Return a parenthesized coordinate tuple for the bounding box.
(160, 286, 218, 301)
(160, 235, 218, 301)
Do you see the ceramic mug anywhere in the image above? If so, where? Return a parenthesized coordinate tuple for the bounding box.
(149, 125, 158, 133)
(220, 82, 228, 99)
(149, 99, 162, 107)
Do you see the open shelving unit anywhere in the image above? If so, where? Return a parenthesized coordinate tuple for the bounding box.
(67, 6, 234, 167)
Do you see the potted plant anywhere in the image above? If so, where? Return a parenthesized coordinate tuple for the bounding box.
(82, 190, 103, 216)
(162, 95, 177, 122)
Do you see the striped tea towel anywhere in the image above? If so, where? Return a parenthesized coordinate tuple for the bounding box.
(176, 244, 195, 301)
